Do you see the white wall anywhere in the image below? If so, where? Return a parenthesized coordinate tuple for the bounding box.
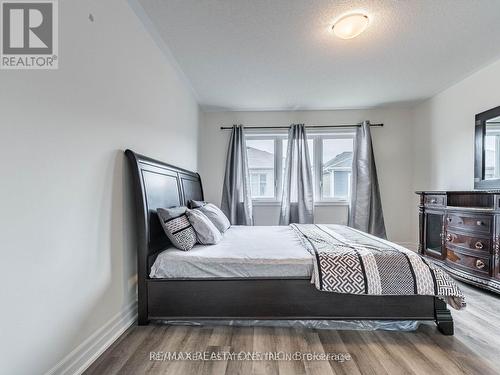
(411, 58, 500, 242)
(0, 1, 199, 374)
(200, 108, 415, 245)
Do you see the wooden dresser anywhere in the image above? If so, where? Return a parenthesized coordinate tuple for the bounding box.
(417, 191, 500, 293)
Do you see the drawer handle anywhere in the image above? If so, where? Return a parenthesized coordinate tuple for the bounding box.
(475, 241, 484, 249)
(476, 259, 486, 269)
(430, 198, 437, 204)
(447, 217, 452, 222)
(476, 220, 484, 226)
(446, 234, 452, 241)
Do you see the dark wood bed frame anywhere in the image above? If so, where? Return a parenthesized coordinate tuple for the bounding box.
(125, 149, 454, 335)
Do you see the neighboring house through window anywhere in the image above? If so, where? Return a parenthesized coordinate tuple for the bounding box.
(321, 138, 354, 200)
(246, 130, 355, 202)
(247, 139, 275, 199)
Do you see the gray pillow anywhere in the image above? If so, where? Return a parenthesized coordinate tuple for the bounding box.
(157, 207, 196, 251)
(197, 203, 231, 233)
(186, 209, 222, 245)
(188, 200, 207, 209)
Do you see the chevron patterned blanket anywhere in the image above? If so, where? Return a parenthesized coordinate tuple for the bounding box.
(291, 224, 466, 310)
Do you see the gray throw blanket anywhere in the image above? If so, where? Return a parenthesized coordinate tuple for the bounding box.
(291, 224, 466, 310)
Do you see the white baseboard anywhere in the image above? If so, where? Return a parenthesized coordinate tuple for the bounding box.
(45, 301, 137, 375)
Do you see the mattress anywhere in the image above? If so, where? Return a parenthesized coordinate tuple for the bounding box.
(150, 225, 313, 278)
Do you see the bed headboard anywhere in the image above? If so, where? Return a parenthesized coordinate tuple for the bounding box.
(125, 149, 204, 266)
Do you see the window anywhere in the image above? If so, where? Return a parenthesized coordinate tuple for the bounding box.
(321, 137, 354, 200)
(485, 123, 500, 180)
(246, 139, 276, 199)
(250, 173, 270, 197)
(246, 131, 355, 202)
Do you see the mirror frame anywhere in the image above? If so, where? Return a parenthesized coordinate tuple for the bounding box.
(474, 105, 500, 189)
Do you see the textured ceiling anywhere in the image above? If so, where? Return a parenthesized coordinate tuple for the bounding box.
(136, 0, 500, 111)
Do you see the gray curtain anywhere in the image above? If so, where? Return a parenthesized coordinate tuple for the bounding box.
(349, 121, 386, 238)
(279, 124, 314, 225)
(221, 125, 253, 225)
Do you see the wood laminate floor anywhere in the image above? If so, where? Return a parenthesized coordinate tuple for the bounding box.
(85, 282, 500, 375)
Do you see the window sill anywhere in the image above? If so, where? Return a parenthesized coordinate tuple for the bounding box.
(315, 201, 350, 207)
(252, 200, 280, 206)
(252, 201, 349, 207)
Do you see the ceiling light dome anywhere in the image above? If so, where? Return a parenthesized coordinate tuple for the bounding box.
(332, 13, 369, 39)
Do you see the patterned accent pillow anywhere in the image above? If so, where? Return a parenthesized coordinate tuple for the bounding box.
(186, 209, 222, 245)
(157, 207, 196, 251)
(197, 203, 231, 233)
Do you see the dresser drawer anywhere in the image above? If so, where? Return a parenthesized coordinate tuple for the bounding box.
(445, 213, 492, 233)
(424, 195, 446, 206)
(444, 231, 491, 253)
(446, 247, 490, 275)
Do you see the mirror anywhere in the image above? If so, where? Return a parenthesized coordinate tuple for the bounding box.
(474, 106, 500, 189)
(484, 116, 500, 180)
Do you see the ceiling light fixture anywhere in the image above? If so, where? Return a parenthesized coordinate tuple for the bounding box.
(332, 13, 369, 39)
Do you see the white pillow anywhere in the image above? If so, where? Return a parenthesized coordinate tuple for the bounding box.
(197, 203, 231, 233)
(186, 209, 222, 245)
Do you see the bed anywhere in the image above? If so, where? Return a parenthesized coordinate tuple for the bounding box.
(125, 149, 456, 335)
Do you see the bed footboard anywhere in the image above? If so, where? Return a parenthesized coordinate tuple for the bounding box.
(139, 278, 452, 335)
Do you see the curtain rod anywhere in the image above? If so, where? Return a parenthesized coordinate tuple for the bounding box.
(219, 123, 383, 130)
